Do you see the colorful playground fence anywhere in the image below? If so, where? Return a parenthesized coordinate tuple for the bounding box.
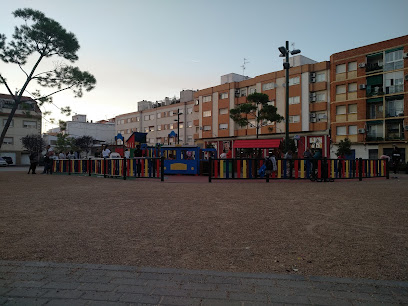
(208, 157, 389, 182)
(53, 157, 164, 181)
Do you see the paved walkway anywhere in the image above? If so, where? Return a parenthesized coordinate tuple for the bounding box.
(0, 261, 407, 305)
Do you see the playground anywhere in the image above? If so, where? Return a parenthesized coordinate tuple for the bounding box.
(0, 170, 407, 281)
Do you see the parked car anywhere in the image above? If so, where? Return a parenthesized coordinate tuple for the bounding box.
(0, 157, 8, 167)
(2, 156, 13, 165)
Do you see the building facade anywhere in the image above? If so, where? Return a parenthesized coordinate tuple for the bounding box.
(193, 56, 331, 157)
(330, 35, 408, 161)
(115, 90, 198, 146)
(0, 94, 42, 165)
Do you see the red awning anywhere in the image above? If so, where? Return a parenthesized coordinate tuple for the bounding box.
(233, 139, 281, 149)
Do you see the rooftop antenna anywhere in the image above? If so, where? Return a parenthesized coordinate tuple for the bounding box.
(241, 58, 249, 78)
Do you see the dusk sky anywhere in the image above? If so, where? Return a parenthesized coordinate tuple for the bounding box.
(1, 0, 407, 132)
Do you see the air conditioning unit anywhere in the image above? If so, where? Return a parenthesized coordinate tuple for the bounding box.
(403, 52, 408, 59)
(310, 118, 317, 123)
(358, 62, 366, 68)
(319, 114, 328, 120)
(194, 100, 199, 105)
(234, 89, 240, 97)
(359, 84, 366, 90)
(310, 113, 316, 118)
(310, 76, 316, 83)
(309, 92, 316, 102)
(405, 74, 408, 81)
(404, 125, 408, 131)
(358, 128, 366, 134)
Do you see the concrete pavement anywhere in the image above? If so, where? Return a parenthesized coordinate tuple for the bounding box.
(0, 260, 407, 305)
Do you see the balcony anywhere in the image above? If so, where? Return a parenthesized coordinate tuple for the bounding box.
(366, 86, 384, 97)
(385, 120, 404, 141)
(367, 99, 383, 120)
(366, 53, 383, 74)
(385, 95, 404, 118)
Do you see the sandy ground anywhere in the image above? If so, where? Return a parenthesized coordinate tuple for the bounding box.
(0, 170, 407, 281)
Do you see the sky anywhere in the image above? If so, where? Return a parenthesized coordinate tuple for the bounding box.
(1, 0, 407, 132)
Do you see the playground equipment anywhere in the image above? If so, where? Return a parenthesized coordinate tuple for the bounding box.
(160, 145, 217, 175)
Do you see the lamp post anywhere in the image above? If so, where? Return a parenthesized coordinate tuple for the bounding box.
(279, 41, 301, 153)
(174, 108, 183, 144)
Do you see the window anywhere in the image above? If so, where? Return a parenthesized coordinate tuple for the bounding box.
(220, 92, 228, 99)
(262, 82, 274, 91)
(240, 88, 247, 96)
(384, 71, 404, 94)
(267, 101, 275, 106)
(219, 108, 228, 115)
(348, 104, 357, 114)
(336, 126, 346, 136)
(203, 96, 211, 102)
(219, 123, 228, 130)
(336, 85, 346, 94)
(348, 83, 357, 92)
(336, 64, 346, 74)
(348, 125, 357, 135)
(316, 92, 326, 102)
(187, 135, 193, 142)
(368, 124, 383, 138)
(317, 112, 327, 121)
(144, 115, 149, 121)
(289, 96, 300, 105)
(187, 121, 193, 128)
(135, 117, 140, 122)
(3, 137, 13, 144)
(170, 123, 174, 129)
(348, 62, 357, 72)
(2, 119, 13, 127)
(23, 120, 36, 128)
(179, 123, 184, 129)
(336, 105, 346, 115)
(203, 125, 211, 131)
(126, 129, 130, 134)
(384, 48, 403, 71)
(157, 125, 162, 131)
(203, 110, 211, 117)
(157, 113, 161, 119)
(149, 114, 155, 120)
(187, 108, 193, 114)
(386, 97, 404, 117)
(162, 112, 167, 118)
(169, 111, 174, 116)
(149, 138, 155, 144)
(289, 77, 300, 86)
(249, 87, 256, 94)
(316, 72, 325, 82)
(144, 127, 149, 133)
(289, 115, 300, 123)
(127, 118, 131, 123)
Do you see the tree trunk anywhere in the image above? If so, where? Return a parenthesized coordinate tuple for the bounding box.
(0, 99, 20, 150)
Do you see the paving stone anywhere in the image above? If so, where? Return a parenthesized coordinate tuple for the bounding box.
(5, 288, 49, 298)
(312, 281, 353, 292)
(81, 290, 123, 301)
(42, 281, 80, 290)
(45, 299, 89, 306)
(9, 280, 47, 288)
(2, 297, 50, 305)
(204, 276, 242, 285)
(72, 269, 109, 277)
(87, 301, 129, 306)
(2, 273, 46, 281)
(268, 294, 311, 304)
(77, 274, 113, 283)
(308, 295, 353, 306)
(42, 289, 84, 299)
(275, 280, 313, 289)
(217, 283, 256, 293)
(201, 299, 243, 306)
(138, 272, 174, 280)
(115, 284, 153, 294)
(78, 282, 118, 292)
(171, 274, 207, 283)
(151, 287, 190, 297)
(119, 293, 161, 304)
(160, 296, 202, 305)
(145, 279, 182, 288)
(228, 292, 268, 303)
(189, 289, 227, 299)
(105, 270, 140, 279)
(0, 266, 14, 273)
(110, 277, 147, 286)
(0, 287, 12, 295)
(180, 282, 217, 291)
(240, 278, 276, 287)
(331, 291, 375, 301)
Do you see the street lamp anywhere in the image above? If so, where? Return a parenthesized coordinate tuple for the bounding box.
(278, 41, 301, 153)
(174, 108, 183, 144)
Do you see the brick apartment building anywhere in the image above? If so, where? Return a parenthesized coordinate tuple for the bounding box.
(330, 35, 408, 161)
(193, 56, 332, 157)
(115, 90, 198, 146)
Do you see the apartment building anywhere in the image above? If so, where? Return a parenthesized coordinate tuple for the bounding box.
(0, 94, 42, 165)
(330, 35, 408, 161)
(193, 56, 331, 157)
(115, 90, 198, 146)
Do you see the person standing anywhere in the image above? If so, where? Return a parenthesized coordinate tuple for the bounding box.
(133, 145, 143, 177)
(124, 148, 130, 159)
(102, 145, 111, 158)
(28, 151, 38, 174)
(42, 145, 54, 174)
(391, 145, 401, 178)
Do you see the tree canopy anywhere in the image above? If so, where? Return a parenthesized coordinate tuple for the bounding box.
(230, 92, 283, 138)
(336, 138, 352, 157)
(0, 8, 96, 149)
(21, 134, 45, 153)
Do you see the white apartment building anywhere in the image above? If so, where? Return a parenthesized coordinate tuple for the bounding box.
(0, 94, 42, 165)
(116, 90, 198, 146)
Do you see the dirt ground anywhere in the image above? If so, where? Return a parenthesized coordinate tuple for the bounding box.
(0, 171, 407, 281)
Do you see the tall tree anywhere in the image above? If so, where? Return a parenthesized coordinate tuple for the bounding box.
(74, 135, 94, 157)
(55, 133, 75, 153)
(21, 134, 45, 153)
(0, 8, 96, 149)
(336, 138, 352, 157)
(230, 92, 283, 139)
